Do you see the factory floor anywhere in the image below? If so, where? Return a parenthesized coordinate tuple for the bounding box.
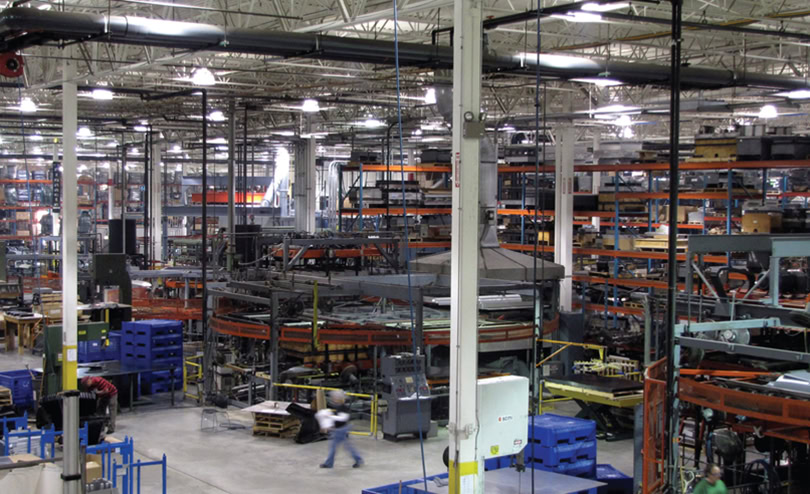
(1, 352, 635, 493)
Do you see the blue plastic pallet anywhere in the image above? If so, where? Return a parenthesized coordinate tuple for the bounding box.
(532, 458, 596, 478)
(596, 464, 633, 494)
(525, 439, 597, 466)
(122, 320, 182, 337)
(528, 414, 596, 446)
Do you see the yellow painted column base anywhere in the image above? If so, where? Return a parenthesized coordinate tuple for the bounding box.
(448, 459, 478, 494)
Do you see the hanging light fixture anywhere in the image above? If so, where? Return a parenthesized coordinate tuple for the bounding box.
(424, 88, 437, 105)
(92, 89, 114, 100)
(301, 99, 320, 112)
(191, 67, 216, 86)
(208, 110, 226, 122)
(19, 97, 36, 112)
(758, 104, 778, 119)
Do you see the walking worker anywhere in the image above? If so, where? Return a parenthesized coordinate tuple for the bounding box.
(693, 464, 728, 494)
(319, 389, 364, 469)
(80, 376, 118, 433)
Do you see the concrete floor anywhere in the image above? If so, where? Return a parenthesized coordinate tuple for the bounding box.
(1, 351, 635, 493)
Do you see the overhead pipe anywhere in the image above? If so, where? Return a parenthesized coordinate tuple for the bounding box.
(0, 7, 808, 90)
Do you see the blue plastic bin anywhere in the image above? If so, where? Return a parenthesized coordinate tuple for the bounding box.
(0, 369, 34, 408)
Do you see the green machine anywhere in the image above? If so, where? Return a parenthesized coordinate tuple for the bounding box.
(43, 321, 110, 396)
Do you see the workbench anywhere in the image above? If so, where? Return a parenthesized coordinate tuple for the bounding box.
(3, 313, 43, 354)
(544, 375, 643, 441)
(77, 361, 178, 411)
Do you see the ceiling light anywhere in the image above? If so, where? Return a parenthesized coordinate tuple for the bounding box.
(593, 104, 640, 114)
(758, 104, 778, 119)
(552, 12, 602, 23)
(92, 89, 114, 101)
(776, 89, 810, 99)
(364, 118, 383, 129)
(272, 130, 295, 137)
(412, 128, 423, 136)
(191, 67, 216, 86)
(570, 77, 623, 87)
(134, 125, 148, 132)
(620, 127, 635, 139)
(208, 110, 226, 122)
(424, 88, 437, 105)
(301, 99, 320, 113)
(581, 2, 629, 12)
(77, 127, 93, 138)
(614, 115, 633, 127)
(210, 137, 227, 144)
(29, 134, 43, 142)
(19, 97, 36, 113)
(171, 144, 182, 153)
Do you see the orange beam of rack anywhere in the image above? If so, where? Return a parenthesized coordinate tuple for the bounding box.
(580, 221, 704, 230)
(498, 165, 555, 173)
(573, 274, 686, 291)
(498, 209, 646, 218)
(775, 191, 810, 198)
(341, 208, 452, 216)
(574, 302, 645, 316)
(191, 191, 264, 204)
(501, 243, 728, 263)
(0, 179, 51, 184)
(343, 164, 451, 173)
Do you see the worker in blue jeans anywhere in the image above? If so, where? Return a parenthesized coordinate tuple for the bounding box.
(320, 390, 363, 469)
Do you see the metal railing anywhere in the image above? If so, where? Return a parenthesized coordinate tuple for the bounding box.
(183, 355, 204, 403)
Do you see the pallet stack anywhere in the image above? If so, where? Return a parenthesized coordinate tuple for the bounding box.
(0, 384, 12, 407)
(121, 320, 183, 395)
(36, 292, 62, 323)
(252, 413, 300, 438)
(524, 414, 597, 477)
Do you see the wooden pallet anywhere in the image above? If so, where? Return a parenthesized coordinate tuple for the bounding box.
(0, 385, 12, 406)
(252, 426, 300, 438)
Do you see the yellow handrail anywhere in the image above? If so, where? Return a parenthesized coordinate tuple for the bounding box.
(183, 355, 204, 402)
(272, 382, 377, 437)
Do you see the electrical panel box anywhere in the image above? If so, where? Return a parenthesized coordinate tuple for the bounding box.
(476, 375, 529, 459)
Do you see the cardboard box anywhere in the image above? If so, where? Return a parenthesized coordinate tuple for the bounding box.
(602, 234, 635, 251)
(658, 205, 698, 223)
(742, 212, 781, 233)
(15, 211, 30, 220)
(86, 461, 102, 482)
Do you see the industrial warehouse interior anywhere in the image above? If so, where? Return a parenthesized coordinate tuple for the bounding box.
(3, 0, 810, 493)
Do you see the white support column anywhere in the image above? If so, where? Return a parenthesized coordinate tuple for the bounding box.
(554, 126, 575, 311)
(449, 0, 483, 492)
(61, 52, 81, 494)
(294, 130, 316, 232)
(150, 141, 163, 263)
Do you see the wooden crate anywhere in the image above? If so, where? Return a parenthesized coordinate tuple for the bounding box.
(0, 385, 11, 406)
(634, 236, 688, 252)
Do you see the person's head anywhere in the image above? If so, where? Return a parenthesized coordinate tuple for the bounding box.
(705, 464, 722, 485)
(329, 389, 346, 406)
(80, 377, 91, 390)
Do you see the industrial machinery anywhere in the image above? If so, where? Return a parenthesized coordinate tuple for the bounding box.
(380, 353, 431, 441)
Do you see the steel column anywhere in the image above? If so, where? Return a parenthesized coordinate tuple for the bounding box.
(448, 0, 484, 491)
(554, 125, 574, 311)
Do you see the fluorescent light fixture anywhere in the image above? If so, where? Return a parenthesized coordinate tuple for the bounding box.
(77, 127, 93, 138)
(552, 12, 602, 23)
(758, 104, 778, 119)
(614, 115, 633, 127)
(134, 125, 148, 132)
(271, 130, 295, 137)
(301, 99, 320, 112)
(412, 128, 423, 136)
(424, 88, 437, 105)
(593, 104, 640, 114)
(29, 134, 43, 142)
(191, 67, 216, 86)
(502, 126, 517, 132)
(19, 97, 36, 113)
(92, 89, 114, 100)
(620, 127, 635, 139)
(776, 89, 810, 99)
(209, 137, 227, 144)
(421, 137, 446, 143)
(364, 118, 383, 129)
(171, 144, 182, 153)
(570, 77, 623, 87)
(581, 2, 629, 12)
(208, 110, 226, 122)
(37, 3, 51, 9)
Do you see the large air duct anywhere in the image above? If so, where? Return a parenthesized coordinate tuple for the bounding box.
(0, 7, 809, 91)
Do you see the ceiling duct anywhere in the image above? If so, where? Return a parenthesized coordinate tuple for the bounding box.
(0, 8, 809, 91)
